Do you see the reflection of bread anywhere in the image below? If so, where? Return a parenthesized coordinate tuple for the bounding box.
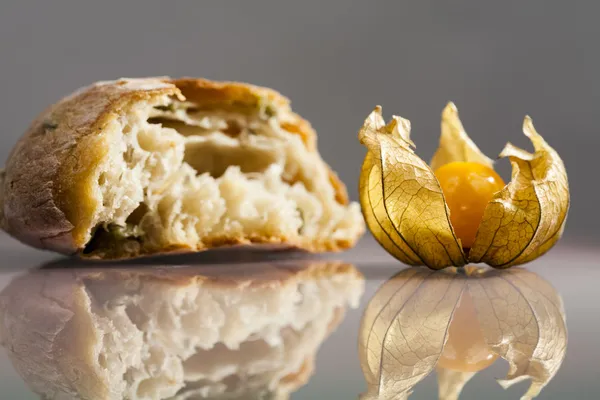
(0, 78, 364, 259)
(0, 261, 363, 400)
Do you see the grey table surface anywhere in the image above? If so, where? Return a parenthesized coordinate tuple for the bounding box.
(0, 232, 597, 400)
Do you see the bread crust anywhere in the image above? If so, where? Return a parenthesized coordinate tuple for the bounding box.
(0, 78, 359, 258)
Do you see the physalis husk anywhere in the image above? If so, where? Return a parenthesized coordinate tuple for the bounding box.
(358, 103, 569, 269)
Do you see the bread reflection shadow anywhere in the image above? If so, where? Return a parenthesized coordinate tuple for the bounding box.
(0, 260, 364, 400)
(359, 266, 566, 400)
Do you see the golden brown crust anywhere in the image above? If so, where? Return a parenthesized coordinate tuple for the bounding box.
(2, 77, 357, 259)
(2, 78, 179, 254)
(327, 169, 350, 205)
(172, 78, 289, 110)
(172, 78, 318, 151)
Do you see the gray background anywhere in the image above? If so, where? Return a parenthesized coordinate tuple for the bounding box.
(0, 1, 597, 244)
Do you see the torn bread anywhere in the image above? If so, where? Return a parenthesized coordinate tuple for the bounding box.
(0, 78, 364, 259)
(0, 260, 364, 400)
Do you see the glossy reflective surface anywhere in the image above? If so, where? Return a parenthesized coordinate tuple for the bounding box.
(0, 234, 598, 399)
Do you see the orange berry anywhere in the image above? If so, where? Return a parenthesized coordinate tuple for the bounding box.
(434, 161, 505, 249)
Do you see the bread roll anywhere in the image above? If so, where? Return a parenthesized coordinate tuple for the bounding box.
(0, 260, 364, 400)
(0, 78, 364, 259)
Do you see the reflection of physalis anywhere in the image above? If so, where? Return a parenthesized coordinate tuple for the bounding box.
(358, 103, 569, 269)
(0, 261, 364, 400)
(359, 267, 566, 400)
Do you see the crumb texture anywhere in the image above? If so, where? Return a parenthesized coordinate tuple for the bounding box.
(85, 85, 362, 256)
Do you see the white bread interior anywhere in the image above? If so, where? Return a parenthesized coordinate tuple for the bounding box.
(88, 90, 362, 256)
(0, 262, 364, 400)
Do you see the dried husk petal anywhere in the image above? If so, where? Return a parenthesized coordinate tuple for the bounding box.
(358, 107, 466, 269)
(430, 102, 494, 170)
(359, 267, 566, 399)
(469, 117, 570, 267)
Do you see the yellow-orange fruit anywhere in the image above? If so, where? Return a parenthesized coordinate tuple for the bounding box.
(434, 162, 505, 249)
